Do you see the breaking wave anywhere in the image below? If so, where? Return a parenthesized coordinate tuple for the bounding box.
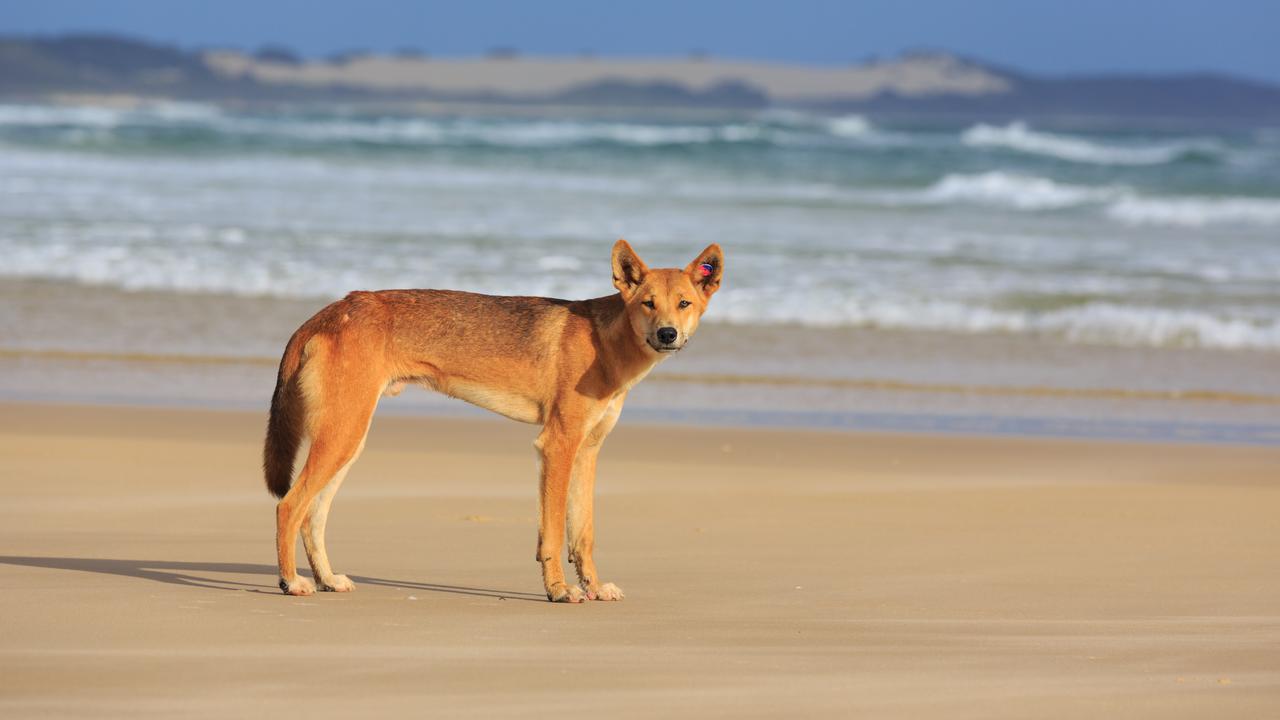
(825, 114, 875, 137)
(712, 296, 1280, 350)
(0, 105, 1245, 169)
(0, 103, 876, 148)
(914, 173, 1280, 226)
(961, 121, 1220, 165)
(919, 172, 1123, 210)
(3, 237, 1277, 350)
(1107, 196, 1280, 227)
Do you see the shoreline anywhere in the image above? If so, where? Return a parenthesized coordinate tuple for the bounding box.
(3, 343, 1280, 446)
(2, 276, 1277, 445)
(3, 391, 1280, 448)
(7, 345, 1280, 406)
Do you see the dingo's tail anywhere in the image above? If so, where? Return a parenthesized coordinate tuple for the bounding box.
(263, 328, 310, 498)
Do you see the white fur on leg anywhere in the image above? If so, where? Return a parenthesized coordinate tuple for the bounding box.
(587, 582, 624, 601)
(548, 583, 587, 603)
(301, 437, 365, 591)
(280, 575, 316, 596)
(318, 574, 356, 592)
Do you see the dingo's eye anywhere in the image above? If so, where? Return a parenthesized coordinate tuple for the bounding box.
(678, 300, 691, 309)
(642, 300, 655, 309)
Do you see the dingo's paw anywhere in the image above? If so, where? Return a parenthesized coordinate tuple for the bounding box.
(586, 582, 625, 601)
(547, 583, 586, 603)
(318, 574, 356, 592)
(279, 576, 316, 596)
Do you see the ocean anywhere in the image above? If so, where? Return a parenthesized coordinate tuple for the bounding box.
(1, 102, 1278, 440)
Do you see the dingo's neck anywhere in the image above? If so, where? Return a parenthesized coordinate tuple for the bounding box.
(592, 294, 665, 394)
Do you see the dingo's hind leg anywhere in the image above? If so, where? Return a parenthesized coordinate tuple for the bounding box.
(276, 349, 382, 596)
(301, 430, 369, 592)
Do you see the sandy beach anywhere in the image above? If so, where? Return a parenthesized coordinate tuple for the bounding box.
(4, 13, 1279, 719)
(1, 401, 1277, 717)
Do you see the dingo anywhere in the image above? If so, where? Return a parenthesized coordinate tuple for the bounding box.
(264, 240, 723, 602)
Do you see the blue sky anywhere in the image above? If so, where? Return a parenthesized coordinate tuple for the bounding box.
(3, 0, 1278, 83)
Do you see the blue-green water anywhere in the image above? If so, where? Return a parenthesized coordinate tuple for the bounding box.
(1, 102, 1279, 350)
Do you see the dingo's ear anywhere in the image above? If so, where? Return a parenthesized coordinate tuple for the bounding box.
(612, 239, 649, 295)
(685, 243, 723, 298)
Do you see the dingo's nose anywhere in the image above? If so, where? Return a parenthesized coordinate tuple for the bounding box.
(656, 327, 678, 344)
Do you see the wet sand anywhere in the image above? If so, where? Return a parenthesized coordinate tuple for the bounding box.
(4, 278, 1280, 435)
(1, 402, 1278, 717)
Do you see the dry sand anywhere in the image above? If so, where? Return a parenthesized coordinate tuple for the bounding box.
(1, 402, 1277, 718)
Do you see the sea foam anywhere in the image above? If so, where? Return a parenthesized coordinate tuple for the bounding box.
(825, 114, 874, 138)
(0, 102, 223, 127)
(1107, 196, 1280, 227)
(961, 121, 1216, 165)
(204, 115, 770, 148)
(7, 236, 1276, 350)
(711, 294, 1280, 350)
(921, 172, 1122, 210)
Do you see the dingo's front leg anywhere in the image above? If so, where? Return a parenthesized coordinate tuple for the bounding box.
(568, 397, 625, 601)
(568, 444, 624, 601)
(535, 418, 587, 603)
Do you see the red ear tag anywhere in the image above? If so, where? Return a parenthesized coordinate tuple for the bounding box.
(699, 263, 713, 277)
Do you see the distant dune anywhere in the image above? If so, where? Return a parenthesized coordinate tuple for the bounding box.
(203, 50, 1011, 103)
(3, 34, 1280, 121)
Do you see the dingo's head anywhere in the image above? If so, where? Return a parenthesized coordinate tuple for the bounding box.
(611, 239, 723, 355)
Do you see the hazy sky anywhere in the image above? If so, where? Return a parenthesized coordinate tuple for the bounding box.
(3, 0, 1278, 83)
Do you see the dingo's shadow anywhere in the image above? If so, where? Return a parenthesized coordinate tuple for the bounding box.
(0, 556, 546, 602)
